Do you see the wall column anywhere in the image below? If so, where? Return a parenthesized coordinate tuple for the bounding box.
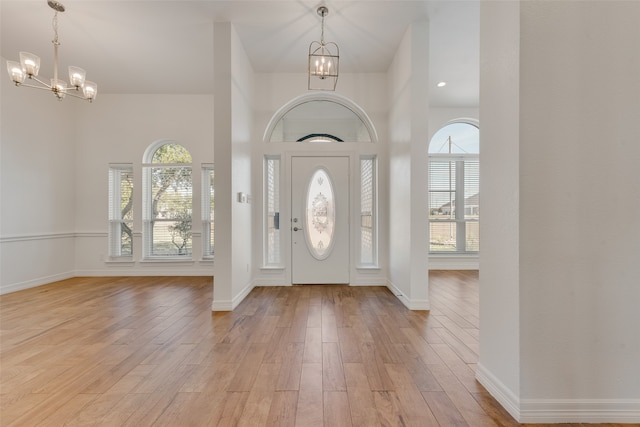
(211, 22, 234, 309)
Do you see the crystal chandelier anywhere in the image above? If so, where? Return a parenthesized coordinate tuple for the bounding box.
(308, 6, 339, 91)
(5, 0, 97, 102)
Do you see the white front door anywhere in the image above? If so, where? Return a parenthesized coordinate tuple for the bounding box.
(291, 156, 349, 284)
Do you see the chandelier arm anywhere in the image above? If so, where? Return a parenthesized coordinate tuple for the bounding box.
(19, 84, 93, 101)
(65, 91, 92, 101)
(28, 75, 52, 88)
(16, 82, 53, 92)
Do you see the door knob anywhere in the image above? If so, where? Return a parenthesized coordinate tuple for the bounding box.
(293, 227, 300, 231)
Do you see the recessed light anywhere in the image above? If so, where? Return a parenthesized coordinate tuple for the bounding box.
(437, 81, 447, 88)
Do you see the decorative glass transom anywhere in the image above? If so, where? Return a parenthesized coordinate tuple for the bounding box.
(305, 168, 336, 260)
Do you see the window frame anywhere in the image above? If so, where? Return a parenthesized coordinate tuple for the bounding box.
(263, 155, 282, 267)
(142, 141, 194, 260)
(428, 121, 479, 255)
(201, 164, 215, 259)
(359, 155, 378, 267)
(108, 163, 134, 258)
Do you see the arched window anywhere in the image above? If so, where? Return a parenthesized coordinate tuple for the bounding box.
(265, 95, 377, 143)
(428, 122, 479, 254)
(142, 141, 193, 258)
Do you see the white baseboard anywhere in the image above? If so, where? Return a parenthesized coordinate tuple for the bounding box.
(428, 255, 478, 270)
(351, 277, 389, 286)
(211, 299, 233, 311)
(252, 278, 291, 286)
(386, 280, 430, 310)
(475, 363, 521, 421)
(74, 268, 214, 277)
(212, 281, 255, 311)
(407, 299, 430, 310)
(519, 398, 640, 423)
(211, 300, 233, 311)
(476, 363, 640, 423)
(0, 271, 75, 295)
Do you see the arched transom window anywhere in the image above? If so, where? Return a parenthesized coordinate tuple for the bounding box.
(268, 99, 374, 143)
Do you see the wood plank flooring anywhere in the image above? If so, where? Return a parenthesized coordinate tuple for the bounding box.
(0, 272, 629, 426)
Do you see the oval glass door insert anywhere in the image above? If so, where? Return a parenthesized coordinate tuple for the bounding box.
(304, 168, 336, 260)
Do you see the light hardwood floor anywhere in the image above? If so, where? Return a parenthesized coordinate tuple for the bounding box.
(0, 272, 629, 426)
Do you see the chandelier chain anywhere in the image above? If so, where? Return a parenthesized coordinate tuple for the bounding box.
(52, 10, 60, 46)
(52, 9, 60, 83)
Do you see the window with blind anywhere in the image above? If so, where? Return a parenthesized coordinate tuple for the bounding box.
(360, 156, 377, 266)
(142, 142, 193, 258)
(108, 164, 133, 257)
(264, 156, 281, 266)
(428, 122, 479, 253)
(202, 164, 214, 259)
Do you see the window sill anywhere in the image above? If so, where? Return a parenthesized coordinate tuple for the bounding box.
(261, 266, 285, 271)
(356, 265, 380, 271)
(105, 257, 135, 264)
(140, 258, 194, 264)
(429, 253, 478, 257)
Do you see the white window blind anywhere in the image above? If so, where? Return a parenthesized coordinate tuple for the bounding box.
(360, 156, 377, 265)
(202, 164, 214, 258)
(428, 156, 479, 253)
(108, 164, 133, 257)
(264, 156, 281, 266)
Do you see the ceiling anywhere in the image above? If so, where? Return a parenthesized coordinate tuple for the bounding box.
(0, 1, 479, 107)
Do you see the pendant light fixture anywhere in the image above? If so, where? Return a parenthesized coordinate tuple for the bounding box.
(5, 0, 98, 102)
(308, 6, 339, 91)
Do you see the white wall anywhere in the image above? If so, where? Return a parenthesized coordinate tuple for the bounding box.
(476, 0, 521, 418)
(211, 22, 255, 310)
(230, 23, 254, 302)
(518, 0, 640, 417)
(387, 23, 430, 309)
(478, 1, 640, 422)
(1, 61, 77, 293)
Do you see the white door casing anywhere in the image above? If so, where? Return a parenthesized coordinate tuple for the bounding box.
(291, 156, 349, 284)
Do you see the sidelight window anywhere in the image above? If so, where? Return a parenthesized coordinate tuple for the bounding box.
(202, 164, 214, 258)
(360, 156, 377, 266)
(264, 156, 282, 266)
(108, 164, 133, 257)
